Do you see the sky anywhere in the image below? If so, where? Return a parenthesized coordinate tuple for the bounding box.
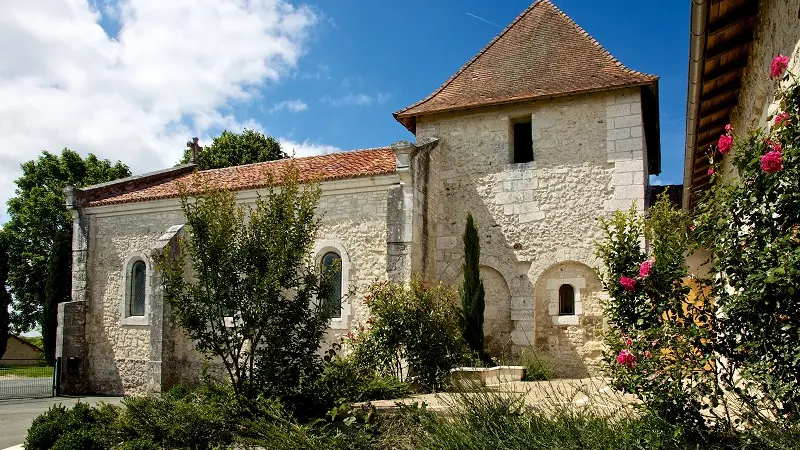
(0, 0, 689, 222)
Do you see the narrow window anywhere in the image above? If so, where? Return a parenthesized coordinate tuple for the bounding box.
(559, 284, 575, 316)
(513, 120, 533, 163)
(129, 261, 146, 316)
(321, 252, 342, 319)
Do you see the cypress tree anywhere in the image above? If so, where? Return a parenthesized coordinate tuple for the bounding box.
(42, 231, 72, 364)
(460, 213, 486, 360)
(0, 230, 11, 359)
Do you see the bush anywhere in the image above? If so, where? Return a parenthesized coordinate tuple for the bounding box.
(315, 352, 411, 408)
(519, 348, 554, 381)
(352, 279, 467, 392)
(25, 402, 120, 450)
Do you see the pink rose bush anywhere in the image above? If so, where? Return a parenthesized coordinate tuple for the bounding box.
(775, 111, 790, 127)
(717, 132, 733, 155)
(707, 167, 714, 176)
(617, 349, 637, 368)
(770, 54, 790, 79)
(761, 149, 783, 173)
(619, 276, 637, 291)
(639, 259, 654, 278)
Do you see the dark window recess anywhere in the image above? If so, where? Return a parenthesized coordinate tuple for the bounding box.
(559, 284, 575, 316)
(513, 121, 533, 163)
(321, 252, 342, 319)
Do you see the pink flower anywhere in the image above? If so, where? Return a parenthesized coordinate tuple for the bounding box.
(625, 337, 632, 347)
(645, 350, 652, 358)
(718, 134, 733, 154)
(769, 141, 783, 152)
(725, 124, 732, 132)
(775, 112, 790, 127)
(617, 349, 637, 368)
(761, 150, 783, 173)
(707, 167, 715, 176)
(639, 259, 654, 278)
(770, 54, 790, 79)
(619, 276, 637, 291)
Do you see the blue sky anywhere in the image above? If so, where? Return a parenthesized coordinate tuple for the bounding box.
(242, 0, 689, 185)
(0, 0, 688, 221)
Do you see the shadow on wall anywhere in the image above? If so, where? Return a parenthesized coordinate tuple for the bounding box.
(532, 261, 605, 379)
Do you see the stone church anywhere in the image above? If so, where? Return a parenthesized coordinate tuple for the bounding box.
(57, 0, 660, 395)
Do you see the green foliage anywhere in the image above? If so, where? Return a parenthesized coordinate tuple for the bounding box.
(157, 166, 333, 410)
(596, 195, 717, 428)
(0, 229, 11, 359)
(4, 149, 130, 333)
(695, 74, 800, 424)
(24, 402, 120, 450)
(179, 129, 286, 169)
(519, 348, 554, 381)
(352, 279, 467, 392)
(42, 231, 71, 364)
(460, 213, 487, 361)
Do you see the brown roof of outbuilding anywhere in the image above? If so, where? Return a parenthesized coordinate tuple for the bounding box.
(85, 148, 397, 207)
(394, 0, 658, 133)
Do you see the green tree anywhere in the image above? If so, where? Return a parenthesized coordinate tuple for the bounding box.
(179, 129, 286, 169)
(0, 229, 12, 359)
(157, 167, 333, 406)
(4, 149, 130, 334)
(459, 213, 486, 360)
(42, 231, 72, 364)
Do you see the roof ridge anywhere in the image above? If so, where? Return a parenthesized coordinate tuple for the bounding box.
(393, 0, 546, 118)
(543, 0, 657, 81)
(198, 146, 392, 175)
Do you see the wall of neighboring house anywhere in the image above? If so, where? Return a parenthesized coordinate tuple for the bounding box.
(78, 176, 394, 395)
(1, 337, 42, 365)
(725, 0, 800, 175)
(415, 87, 649, 377)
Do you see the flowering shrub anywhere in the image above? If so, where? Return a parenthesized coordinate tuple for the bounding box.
(695, 55, 800, 424)
(597, 197, 717, 428)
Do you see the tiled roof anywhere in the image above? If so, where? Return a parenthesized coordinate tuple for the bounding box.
(85, 148, 397, 207)
(394, 0, 657, 132)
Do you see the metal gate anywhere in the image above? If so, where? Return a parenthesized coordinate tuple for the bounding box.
(0, 359, 56, 400)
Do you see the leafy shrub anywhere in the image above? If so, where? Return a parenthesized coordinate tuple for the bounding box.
(596, 196, 717, 429)
(25, 402, 121, 450)
(519, 348, 554, 381)
(315, 352, 411, 408)
(695, 61, 800, 424)
(351, 279, 467, 392)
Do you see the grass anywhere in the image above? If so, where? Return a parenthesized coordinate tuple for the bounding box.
(0, 365, 53, 378)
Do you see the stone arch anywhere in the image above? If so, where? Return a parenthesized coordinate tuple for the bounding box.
(479, 265, 513, 354)
(532, 260, 605, 378)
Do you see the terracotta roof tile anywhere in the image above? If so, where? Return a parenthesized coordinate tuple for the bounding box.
(86, 148, 397, 207)
(394, 0, 657, 132)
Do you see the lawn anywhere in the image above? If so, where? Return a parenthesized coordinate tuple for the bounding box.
(0, 365, 54, 378)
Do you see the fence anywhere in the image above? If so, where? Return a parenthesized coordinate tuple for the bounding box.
(0, 359, 55, 400)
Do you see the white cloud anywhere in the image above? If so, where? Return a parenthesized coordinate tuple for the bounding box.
(320, 92, 391, 107)
(0, 0, 318, 220)
(268, 99, 308, 114)
(278, 138, 341, 158)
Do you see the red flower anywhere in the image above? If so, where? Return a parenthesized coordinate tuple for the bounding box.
(645, 350, 652, 358)
(619, 276, 637, 291)
(769, 141, 783, 152)
(718, 134, 733, 154)
(774, 112, 790, 127)
(761, 150, 783, 173)
(725, 124, 732, 132)
(617, 349, 637, 368)
(638, 259, 654, 278)
(707, 167, 715, 176)
(770, 54, 790, 79)
(625, 337, 632, 347)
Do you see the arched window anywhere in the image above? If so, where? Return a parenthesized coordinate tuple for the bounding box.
(320, 252, 342, 319)
(558, 284, 575, 316)
(129, 261, 146, 317)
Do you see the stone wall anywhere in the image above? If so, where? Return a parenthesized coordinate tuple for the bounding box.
(416, 87, 647, 376)
(79, 177, 394, 395)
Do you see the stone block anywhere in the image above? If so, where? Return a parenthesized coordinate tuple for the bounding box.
(613, 115, 643, 129)
(616, 185, 643, 200)
(614, 160, 644, 173)
(615, 137, 643, 152)
(607, 128, 630, 141)
(611, 172, 634, 186)
(606, 103, 630, 117)
(630, 126, 642, 138)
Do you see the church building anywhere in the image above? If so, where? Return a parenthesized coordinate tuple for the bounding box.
(57, 0, 660, 395)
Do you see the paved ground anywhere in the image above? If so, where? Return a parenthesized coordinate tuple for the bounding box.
(0, 396, 123, 449)
(0, 377, 53, 401)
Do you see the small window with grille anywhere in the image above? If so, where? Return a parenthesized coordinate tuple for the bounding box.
(558, 284, 575, 316)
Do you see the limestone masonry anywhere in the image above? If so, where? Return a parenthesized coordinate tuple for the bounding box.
(57, 0, 661, 394)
